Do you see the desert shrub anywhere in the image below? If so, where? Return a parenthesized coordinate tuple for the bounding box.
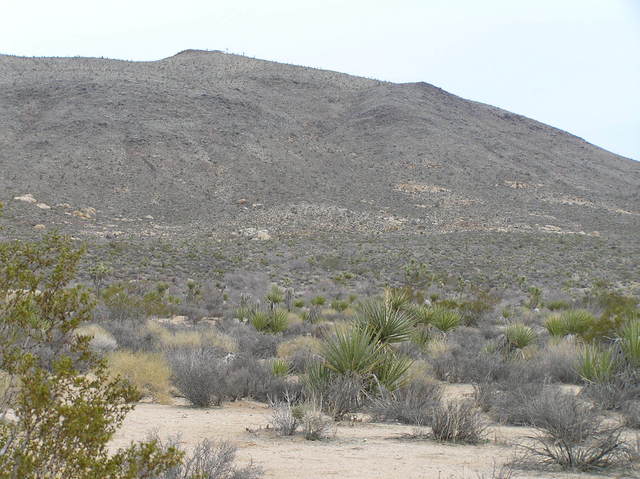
(430, 400, 486, 444)
(153, 435, 263, 479)
(580, 368, 640, 410)
(249, 309, 288, 334)
(216, 320, 280, 358)
(477, 380, 545, 425)
(577, 344, 617, 383)
(458, 290, 498, 326)
(76, 323, 118, 353)
(165, 346, 226, 407)
(368, 379, 443, 425)
(304, 364, 365, 418)
(101, 281, 178, 321)
(538, 338, 581, 384)
(301, 403, 333, 440)
(276, 336, 322, 373)
(108, 350, 173, 404)
(429, 328, 507, 382)
(293, 299, 305, 308)
(223, 355, 300, 403)
(0, 233, 181, 478)
(310, 296, 326, 307)
(330, 299, 349, 312)
(513, 389, 631, 471)
(504, 323, 536, 351)
(356, 299, 415, 344)
(100, 318, 157, 351)
(620, 320, 640, 368)
(547, 300, 571, 311)
(269, 393, 300, 436)
(277, 336, 322, 359)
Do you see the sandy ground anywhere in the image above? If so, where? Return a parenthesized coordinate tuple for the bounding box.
(110, 384, 619, 479)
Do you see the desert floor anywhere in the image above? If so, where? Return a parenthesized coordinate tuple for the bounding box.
(110, 384, 615, 479)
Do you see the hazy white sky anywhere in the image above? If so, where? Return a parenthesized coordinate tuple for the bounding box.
(2, 0, 639, 160)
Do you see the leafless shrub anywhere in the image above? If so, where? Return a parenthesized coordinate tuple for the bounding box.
(152, 435, 263, 479)
(369, 380, 443, 426)
(512, 389, 632, 472)
(430, 400, 487, 444)
(269, 393, 300, 436)
(301, 402, 334, 441)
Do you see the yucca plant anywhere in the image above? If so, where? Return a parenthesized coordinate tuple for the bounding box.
(430, 306, 461, 333)
(271, 358, 292, 377)
(249, 309, 288, 334)
(560, 309, 596, 337)
(619, 320, 640, 368)
(265, 285, 284, 310)
(321, 326, 383, 376)
(372, 350, 413, 392)
(356, 300, 415, 344)
(383, 287, 413, 312)
(505, 323, 537, 350)
(330, 299, 349, 312)
(577, 344, 617, 383)
(545, 313, 567, 337)
(410, 326, 432, 350)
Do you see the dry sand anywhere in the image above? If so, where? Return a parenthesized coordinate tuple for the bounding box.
(111, 385, 609, 479)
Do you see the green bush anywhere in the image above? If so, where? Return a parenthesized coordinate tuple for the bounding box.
(0, 234, 182, 478)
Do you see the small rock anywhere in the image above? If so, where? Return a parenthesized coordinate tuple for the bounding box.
(254, 230, 271, 240)
(33, 224, 46, 230)
(14, 193, 36, 203)
(238, 198, 248, 205)
(144, 215, 154, 219)
(36, 203, 51, 210)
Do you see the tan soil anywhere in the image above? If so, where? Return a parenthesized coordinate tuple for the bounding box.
(111, 385, 605, 479)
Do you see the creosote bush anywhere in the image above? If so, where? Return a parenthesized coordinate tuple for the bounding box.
(0, 233, 182, 478)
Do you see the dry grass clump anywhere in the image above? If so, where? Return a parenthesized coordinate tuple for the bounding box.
(429, 400, 486, 444)
(76, 323, 119, 353)
(145, 321, 238, 353)
(107, 350, 173, 404)
(276, 336, 322, 372)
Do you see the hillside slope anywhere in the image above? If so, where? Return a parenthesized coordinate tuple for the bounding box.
(1, 50, 638, 286)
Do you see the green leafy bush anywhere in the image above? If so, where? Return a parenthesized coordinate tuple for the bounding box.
(0, 234, 182, 478)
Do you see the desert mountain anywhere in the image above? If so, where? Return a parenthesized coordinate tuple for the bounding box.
(1, 50, 638, 286)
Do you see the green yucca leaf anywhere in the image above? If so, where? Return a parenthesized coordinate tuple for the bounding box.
(577, 344, 616, 383)
(356, 300, 415, 344)
(620, 320, 640, 368)
(322, 326, 382, 376)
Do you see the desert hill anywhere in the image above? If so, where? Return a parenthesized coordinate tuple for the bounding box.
(1, 50, 638, 287)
